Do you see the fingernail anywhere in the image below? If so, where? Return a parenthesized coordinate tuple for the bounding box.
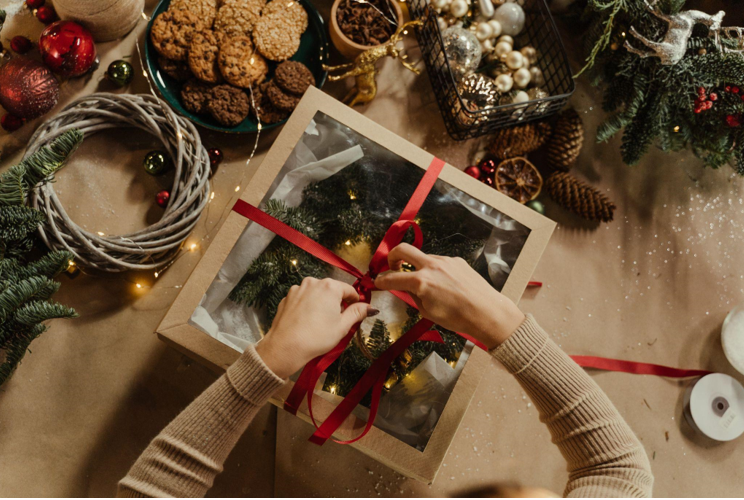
(367, 307, 380, 317)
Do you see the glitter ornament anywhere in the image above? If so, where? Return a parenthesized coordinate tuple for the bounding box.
(144, 150, 171, 176)
(495, 73, 513, 92)
(10, 36, 33, 54)
(458, 73, 499, 110)
(36, 5, 57, 24)
(1, 113, 25, 132)
(39, 21, 97, 77)
(0, 57, 59, 119)
(442, 26, 482, 78)
(493, 3, 525, 36)
(513, 67, 531, 88)
(208, 147, 223, 168)
(465, 165, 482, 179)
(505, 50, 524, 69)
(156, 189, 171, 208)
(106, 60, 133, 87)
(26, 0, 45, 8)
(526, 199, 545, 215)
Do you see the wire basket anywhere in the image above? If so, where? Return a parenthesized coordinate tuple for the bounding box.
(408, 0, 575, 140)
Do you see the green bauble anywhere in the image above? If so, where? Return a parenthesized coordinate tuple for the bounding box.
(143, 150, 171, 176)
(107, 60, 134, 87)
(526, 199, 545, 215)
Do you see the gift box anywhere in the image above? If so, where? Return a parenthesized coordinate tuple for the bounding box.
(156, 87, 555, 483)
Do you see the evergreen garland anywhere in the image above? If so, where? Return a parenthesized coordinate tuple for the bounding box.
(576, 0, 744, 172)
(230, 157, 491, 398)
(0, 130, 83, 385)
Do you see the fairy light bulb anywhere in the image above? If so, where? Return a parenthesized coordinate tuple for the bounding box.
(329, 385, 337, 395)
(291, 259, 298, 266)
(345, 240, 352, 246)
(190, 243, 197, 251)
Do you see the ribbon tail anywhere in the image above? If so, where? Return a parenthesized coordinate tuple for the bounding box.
(571, 355, 711, 378)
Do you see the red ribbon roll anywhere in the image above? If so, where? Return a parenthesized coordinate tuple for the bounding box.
(231, 157, 709, 447)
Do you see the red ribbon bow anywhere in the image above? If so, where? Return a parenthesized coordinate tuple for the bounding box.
(231, 157, 711, 447)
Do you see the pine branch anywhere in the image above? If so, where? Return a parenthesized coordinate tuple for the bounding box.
(19, 129, 84, 189)
(15, 300, 77, 326)
(0, 276, 60, 323)
(0, 166, 28, 206)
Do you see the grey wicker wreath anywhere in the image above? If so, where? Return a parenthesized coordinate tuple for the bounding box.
(28, 93, 211, 272)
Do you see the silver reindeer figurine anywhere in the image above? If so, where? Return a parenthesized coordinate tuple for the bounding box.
(625, 0, 725, 65)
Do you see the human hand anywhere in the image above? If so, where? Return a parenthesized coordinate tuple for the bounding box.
(374, 244, 525, 349)
(255, 277, 379, 379)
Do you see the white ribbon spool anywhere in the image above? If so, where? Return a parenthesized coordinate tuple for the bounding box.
(684, 373, 744, 441)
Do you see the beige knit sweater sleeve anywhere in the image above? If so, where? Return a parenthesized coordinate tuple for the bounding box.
(118, 316, 653, 497)
(491, 315, 654, 497)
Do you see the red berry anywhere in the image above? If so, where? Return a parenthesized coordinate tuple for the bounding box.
(698, 86, 706, 95)
(156, 189, 171, 208)
(725, 114, 741, 127)
(26, 0, 45, 8)
(709, 93, 718, 101)
(705, 100, 713, 109)
(741, 94, 744, 101)
(725, 85, 732, 92)
(10, 36, 33, 54)
(733, 87, 741, 94)
(1, 114, 25, 131)
(464, 165, 482, 179)
(35, 5, 57, 23)
(694, 106, 703, 114)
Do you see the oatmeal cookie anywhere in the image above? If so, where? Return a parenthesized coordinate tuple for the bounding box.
(150, 9, 205, 61)
(169, 0, 218, 26)
(214, 0, 265, 37)
(274, 60, 315, 95)
(207, 84, 251, 127)
(265, 80, 300, 112)
(262, 0, 308, 32)
(252, 13, 301, 61)
(181, 79, 214, 114)
(189, 30, 226, 83)
(158, 56, 193, 82)
(218, 36, 269, 88)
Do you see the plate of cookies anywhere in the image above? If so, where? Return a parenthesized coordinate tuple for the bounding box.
(146, 0, 329, 133)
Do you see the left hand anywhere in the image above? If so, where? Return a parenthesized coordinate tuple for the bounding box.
(255, 277, 379, 379)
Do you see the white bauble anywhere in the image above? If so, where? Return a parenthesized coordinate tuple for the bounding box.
(487, 19, 502, 38)
(498, 35, 513, 46)
(495, 73, 513, 92)
(529, 66, 544, 86)
(481, 38, 494, 52)
(505, 50, 524, 69)
(493, 3, 525, 36)
(513, 67, 531, 88)
(450, 0, 469, 17)
(475, 22, 494, 41)
(512, 90, 529, 103)
(477, 0, 494, 18)
(494, 40, 512, 58)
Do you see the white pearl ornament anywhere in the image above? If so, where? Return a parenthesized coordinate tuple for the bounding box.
(433, 0, 449, 10)
(493, 3, 525, 36)
(512, 90, 529, 103)
(450, 0, 468, 18)
(481, 39, 494, 52)
(505, 50, 524, 69)
(487, 20, 502, 38)
(529, 66, 544, 86)
(513, 67, 531, 88)
(494, 40, 512, 58)
(495, 73, 514, 92)
(475, 22, 494, 41)
(498, 35, 513, 46)
(520, 46, 537, 64)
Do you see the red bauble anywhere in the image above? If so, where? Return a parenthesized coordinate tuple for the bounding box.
(26, 0, 45, 8)
(1, 114, 25, 132)
(464, 165, 482, 179)
(10, 36, 34, 54)
(156, 190, 171, 208)
(481, 175, 494, 187)
(725, 114, 742, 128)
(39, 21, 97, 77)
(35, 5, 57, 24)
(207, 148, 223, 168)
(0, 57, 59, 119)
(479, 159, 497, 176)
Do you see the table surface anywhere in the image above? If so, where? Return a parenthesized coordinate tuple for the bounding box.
(1, 0, 743, 496)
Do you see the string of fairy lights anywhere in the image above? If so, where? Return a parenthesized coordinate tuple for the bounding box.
(64, 11, 263, 293)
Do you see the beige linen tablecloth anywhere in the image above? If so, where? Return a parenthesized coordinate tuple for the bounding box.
(0, 0, 742, 496)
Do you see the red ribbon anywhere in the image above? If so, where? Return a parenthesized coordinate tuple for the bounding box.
(231, 157, 710, 447)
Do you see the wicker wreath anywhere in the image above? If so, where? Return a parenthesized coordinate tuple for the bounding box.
(28, 93, 211, 272)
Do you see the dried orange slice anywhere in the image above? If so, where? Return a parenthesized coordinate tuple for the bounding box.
(493, 157, 543, 204)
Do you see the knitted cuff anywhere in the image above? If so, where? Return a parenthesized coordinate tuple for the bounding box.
(226, 344, 285, 405)
(490, 314, 549, 374)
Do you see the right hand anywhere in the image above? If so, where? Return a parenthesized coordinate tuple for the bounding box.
(374, 243, 525, 349)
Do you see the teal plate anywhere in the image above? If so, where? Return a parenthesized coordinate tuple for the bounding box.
(145, 0, 329, 133)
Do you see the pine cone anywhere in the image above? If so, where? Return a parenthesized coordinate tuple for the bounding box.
(546, 172, 616, 222)
(487, 121, 551, 159)
(547, 109, 584, 172)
